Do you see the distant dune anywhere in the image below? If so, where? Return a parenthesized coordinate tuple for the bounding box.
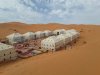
(0, 22, 99, 39)
(0, 22, 100, 75)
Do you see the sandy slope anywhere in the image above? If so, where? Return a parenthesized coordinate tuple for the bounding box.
(0, 22, 100, 75)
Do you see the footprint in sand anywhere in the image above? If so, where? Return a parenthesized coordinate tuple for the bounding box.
(0, 71, 3, 74)
(83, 41, 87, 44)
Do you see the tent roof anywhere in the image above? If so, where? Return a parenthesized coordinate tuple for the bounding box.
(66, 29, 80, 36)
(23, 32, 35, 36)
(7, 33, 22, 39)
(42, 36, 61, 44)
(57, 34, 69, 39)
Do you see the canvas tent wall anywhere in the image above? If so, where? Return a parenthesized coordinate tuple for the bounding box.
(65, 29, 80, 40)
(23, 32, 36, 40)
(0, 43, 17, 62)
(69, 29, 80, 38)
(6, 33, 24, 44)
(43, 30, 52, 37)
(53, 29, 66, 35)
(41, 36, 63, 51)
(57, 34, 71, 45)
(35, 31, 45, 39)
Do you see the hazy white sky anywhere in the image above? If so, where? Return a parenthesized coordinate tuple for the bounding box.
(0, 0, 100, 24)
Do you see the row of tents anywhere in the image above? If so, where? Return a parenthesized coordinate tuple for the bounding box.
(6, 30, 52, 44)
(0, 29, 80, 62)
(6, 29, 80, 45)
(41, 29, 80, 51)
(6, 29, 68, 44)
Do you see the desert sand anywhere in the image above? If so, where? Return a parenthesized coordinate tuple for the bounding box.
(0, 22, 100, 75)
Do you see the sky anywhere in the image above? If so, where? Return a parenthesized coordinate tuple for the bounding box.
(0, 0, 100, 24)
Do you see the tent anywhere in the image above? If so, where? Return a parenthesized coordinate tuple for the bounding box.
(6, 33, 24, 44)
(41, 36, 63, 51)
(23, 32, 36, 40)
(57, 34, 71, 45)
(43, 30, 52, 37)
(53, 29, 66, 35)
(35, 31, 45, 39)
(0, 43, 17, 62)
(65, 29, 80, 40)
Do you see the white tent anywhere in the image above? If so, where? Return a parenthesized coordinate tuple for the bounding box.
(69, 29, 80, 38)
(41, 29, 80, 51)
(53, 29, 66, 35)
(43, 30, 52, 37)
(23, 32, 36, 40)
(35, 31, 45, 39)
(65, 29, 80, 40)
(41, 36, 63, 51)
(6, 33, 24, 44)
(57, 34, 71, 45)
(0, 43, 17, 62)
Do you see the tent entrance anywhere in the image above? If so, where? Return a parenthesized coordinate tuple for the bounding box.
(34, 35, 36, 39)
(57, 32, 60, 35)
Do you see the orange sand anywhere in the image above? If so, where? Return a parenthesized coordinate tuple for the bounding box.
(0, 22, 100, 75)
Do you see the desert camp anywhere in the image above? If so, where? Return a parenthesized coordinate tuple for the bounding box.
(0, 0, 100, 75)
(0, 29, 80, 61)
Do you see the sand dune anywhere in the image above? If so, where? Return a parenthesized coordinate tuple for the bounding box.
(0, 22, 100, 75)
